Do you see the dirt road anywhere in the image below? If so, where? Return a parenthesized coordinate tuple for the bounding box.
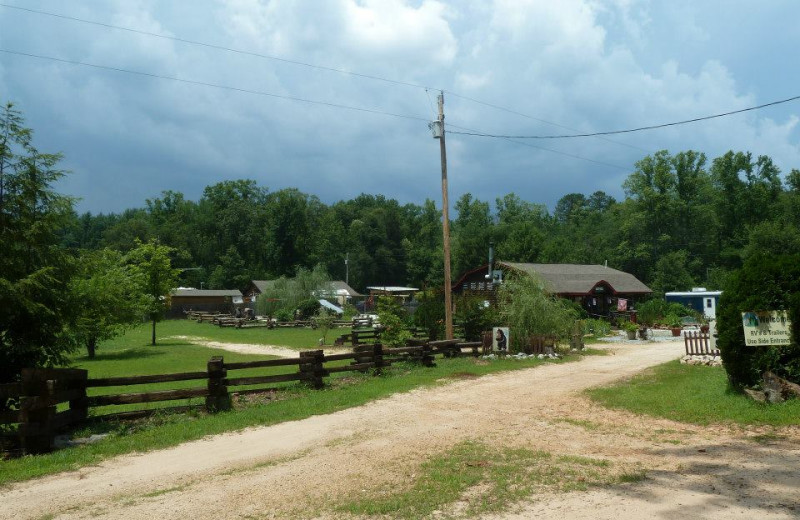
(2, 341, 798, 519)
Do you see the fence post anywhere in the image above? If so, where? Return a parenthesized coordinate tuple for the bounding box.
(19, 369, 55, 455)
(300, 350, 326, 389)
(421, 343, 436, 367)
(482, 331, 492, 355)
(372, 343, 384, 375)
(206, 356, 230, 412)
(69, 370, 89, 425)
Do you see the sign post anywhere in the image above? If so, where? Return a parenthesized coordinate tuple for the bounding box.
(741, 310, 792, 346)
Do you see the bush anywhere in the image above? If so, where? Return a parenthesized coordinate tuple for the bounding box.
(496, 274, 579, 352)
(636, 299, 695, 327)
(413, 291, 445, 341)
(376, 296, 412, 347)
(274, 309, 293, 322)
(582, 319, 611, 338)
(454, 295, 499, 341)
(296, 298, 321, 320)
(717, 254, 800, 390)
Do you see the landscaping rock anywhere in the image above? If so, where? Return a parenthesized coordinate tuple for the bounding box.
(744, 388, 767, 403)
(679, 354, 722, 367)
(763, 371, 800, 400)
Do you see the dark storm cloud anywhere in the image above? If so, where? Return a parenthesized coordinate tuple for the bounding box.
(1, 0, 798, 214)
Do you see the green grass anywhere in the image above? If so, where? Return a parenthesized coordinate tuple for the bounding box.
(95, 319, 334, 352)
(587, 360, 800, 426)
(336, 441, 631, 519)
(1, 338, 594, 485)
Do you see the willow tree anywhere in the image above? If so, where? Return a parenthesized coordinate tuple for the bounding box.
(496, 274, 578, 352)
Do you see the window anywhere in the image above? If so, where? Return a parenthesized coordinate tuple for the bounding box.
(706, 298, 712, 308)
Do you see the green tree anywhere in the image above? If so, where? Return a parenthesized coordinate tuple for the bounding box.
(0, 101, 79, 384)
(376, 296, 412, 348)
(452, 193, 493, 276)
(496, 274, 578, 351)
(127, 239, 179, 345)
(717, 254, 800, 389)
(70, 249, 146, 358)
(255, 264, 329, 317)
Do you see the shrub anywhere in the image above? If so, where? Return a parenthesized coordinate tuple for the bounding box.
(413, 291, 445, 340)
(296, 298, 321, 320)
(496, 274, 578, 352)
(582, 319, 610, 338)
(636, 299, 695, 327)
(717, 254, 800, 389)
(454, 295, 499, 341)
(376, 296, 412, 347)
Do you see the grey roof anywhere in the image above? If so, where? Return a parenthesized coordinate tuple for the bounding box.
(500, 262, 652, 295)
(324, 281, 362, 297)
(171, 289, 243, 297)
(250, 280, 276, 293)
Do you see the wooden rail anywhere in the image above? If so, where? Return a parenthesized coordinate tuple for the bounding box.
(1, 336, 498, 455)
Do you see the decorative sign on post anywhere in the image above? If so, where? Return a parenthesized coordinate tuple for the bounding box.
(741, 310, 792, 346)
(492, 327, 510, 353)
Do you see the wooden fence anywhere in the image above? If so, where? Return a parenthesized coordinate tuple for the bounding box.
(0, 340, 483, 455)
(684, 331, 719, 356)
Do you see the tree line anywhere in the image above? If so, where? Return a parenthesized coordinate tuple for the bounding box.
(4, 99, 800, 383)
(63, 152, 800, 296)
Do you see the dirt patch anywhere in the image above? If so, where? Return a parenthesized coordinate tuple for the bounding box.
(2, 341, 798, 519)
(166, 335, 354, 359)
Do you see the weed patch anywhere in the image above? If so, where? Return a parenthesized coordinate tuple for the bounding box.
(336, 441, 635, 519)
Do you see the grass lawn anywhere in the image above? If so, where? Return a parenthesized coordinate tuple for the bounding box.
(0, 322, 595, 485)
(587, 360, 800, 427)
(93, 319, 335, 353)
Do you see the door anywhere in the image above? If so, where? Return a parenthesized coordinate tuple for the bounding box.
(704, 297, 716, 320)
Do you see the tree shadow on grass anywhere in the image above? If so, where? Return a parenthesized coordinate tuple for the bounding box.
(75, 348, 166, 362)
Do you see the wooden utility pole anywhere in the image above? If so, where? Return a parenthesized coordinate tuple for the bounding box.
(437, 92, 454, 340)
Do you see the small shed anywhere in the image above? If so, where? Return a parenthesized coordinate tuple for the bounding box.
(169, 289, 243, 318)
(665, 288, 722, 320)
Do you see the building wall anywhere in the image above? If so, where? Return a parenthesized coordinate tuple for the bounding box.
(169, 296, 234, 318)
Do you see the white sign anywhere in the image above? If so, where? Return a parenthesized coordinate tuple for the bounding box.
(741, 310, 792, 347)
(492, 327, 510, 353)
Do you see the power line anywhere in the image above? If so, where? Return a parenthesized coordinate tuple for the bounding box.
(445, 91, 652, 154)
(448, 94, 800, 139)
(0, 1, 646, 154)
(446, 123, 630, 171)
(0, 2, 434, 92)
(0, 49, 430, 123)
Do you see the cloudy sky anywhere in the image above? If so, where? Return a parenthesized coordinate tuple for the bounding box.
(1, 0, 798, 214)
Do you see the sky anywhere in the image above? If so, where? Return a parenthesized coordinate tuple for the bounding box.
(1, 0, 799, 215)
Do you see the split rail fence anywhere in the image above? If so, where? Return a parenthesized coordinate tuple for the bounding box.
(0, 340, 484, 455)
